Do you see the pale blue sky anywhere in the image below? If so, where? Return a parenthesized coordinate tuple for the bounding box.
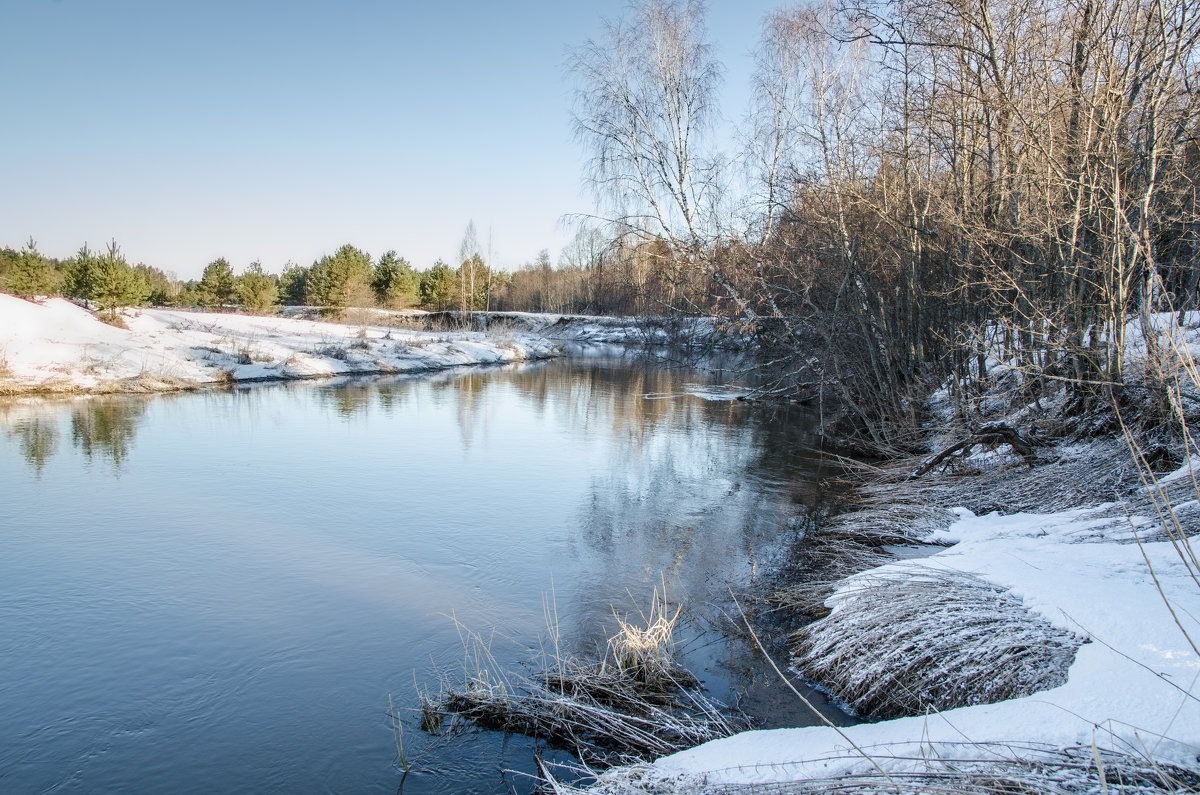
(2, 1, 781, 279)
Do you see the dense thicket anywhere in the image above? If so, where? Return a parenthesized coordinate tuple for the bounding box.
(569, 0, 1199, 443)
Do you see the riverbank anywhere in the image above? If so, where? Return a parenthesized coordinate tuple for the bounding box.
(0, 295, 571, 395)
(557, 393, 1200, 789)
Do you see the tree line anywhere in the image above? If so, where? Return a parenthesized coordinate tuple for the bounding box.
(0, 234, 626, 318)
(4, 0, 1193, 443)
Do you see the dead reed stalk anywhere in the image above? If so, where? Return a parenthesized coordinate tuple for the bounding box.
(421, 588, 740, 765)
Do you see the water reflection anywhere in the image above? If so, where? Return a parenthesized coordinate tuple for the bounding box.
(5, 415, 59, 474)
(70, 400, 147, 468)
(0, 397, 154, 472)
(296, 358, 816, 458)
(326, 383, 374, 419)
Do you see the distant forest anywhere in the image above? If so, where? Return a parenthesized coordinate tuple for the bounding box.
(0, 225, 644, 319)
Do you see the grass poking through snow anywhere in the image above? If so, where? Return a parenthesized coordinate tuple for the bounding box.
(541, 742, 1200, 793)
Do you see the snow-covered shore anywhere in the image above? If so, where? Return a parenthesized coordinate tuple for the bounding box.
(0, 295, 568, 394)
(564, 312, 1200, 792)
(615, 497, 1200, 790)
(554, 463, 1200, 791)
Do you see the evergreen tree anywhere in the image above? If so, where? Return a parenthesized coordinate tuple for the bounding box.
(0, 247, 17, 286)
(134, 264, 177, 306)
(237, 261, 279, 314)
(4, 241, 59, 297)
(419, 260, 458, 310)
(372, 250, 419, 308)
(65, 242, 149, 318)
(196, 258, 237, 308)
(306, 244, 373, 314)
(277, 263, 309, 306)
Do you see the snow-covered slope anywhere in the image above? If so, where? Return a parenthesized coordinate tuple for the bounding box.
(0, 295, 562, 393)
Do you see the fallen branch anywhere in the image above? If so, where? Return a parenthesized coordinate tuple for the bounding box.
(909, 423, 1042, 479)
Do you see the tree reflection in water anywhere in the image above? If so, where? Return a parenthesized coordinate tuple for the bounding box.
(70, 399, 148, 469)
(5, 416, 59, 475)
(2, 397, 151, 473)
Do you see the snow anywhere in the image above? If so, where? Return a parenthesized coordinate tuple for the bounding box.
(0, 295, 569, 392)
(634, 504, 1200, 788)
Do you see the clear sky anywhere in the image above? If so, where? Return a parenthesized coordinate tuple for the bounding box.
(2, 1, 781, 280)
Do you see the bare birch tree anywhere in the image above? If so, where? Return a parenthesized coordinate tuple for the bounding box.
(570, 0, 754, 316)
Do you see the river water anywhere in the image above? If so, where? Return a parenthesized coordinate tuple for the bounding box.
(0, 356, 846, 794)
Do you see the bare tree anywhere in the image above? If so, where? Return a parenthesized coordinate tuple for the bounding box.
(458, 220, 485, 313)
(570, 0, 752, 316)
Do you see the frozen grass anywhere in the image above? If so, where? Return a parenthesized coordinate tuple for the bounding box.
(771, 467, 958, 619)
(770, 537, 891, 619)
(601, 588, 693, 690)
(543, 743, 1200, 793)
(792, 567, 1084, 719)
(421, 591, 740, 765)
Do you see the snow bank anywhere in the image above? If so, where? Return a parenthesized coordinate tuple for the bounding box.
(600, 485, 1200, 790)
(0, 295, 563, 393)
(392, 309, 744, 349)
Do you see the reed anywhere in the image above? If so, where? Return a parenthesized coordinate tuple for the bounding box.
(421, 587, 740, 765)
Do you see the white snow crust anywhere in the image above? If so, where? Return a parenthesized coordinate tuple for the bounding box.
(635, 505, 1200, 788)
(0, 295, 567, 391)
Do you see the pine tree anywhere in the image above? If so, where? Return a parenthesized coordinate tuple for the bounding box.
(237, 261, 279, 314)
(372, 250, 419, 308)
(64, 242, 149, 318)
(419, 260, 458, 310)
(278, 263, 309, 305)
(306, 244, 373, 315)
(4, 241, 59, 297)
(197, 258, 237, 308)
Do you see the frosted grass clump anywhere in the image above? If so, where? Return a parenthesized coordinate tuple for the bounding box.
(793, 567, 1084, 718)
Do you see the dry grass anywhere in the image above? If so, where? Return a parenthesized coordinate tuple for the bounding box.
(421, 590, 740, 765)
(770, 537, 891, 619)
(92, 310, 131, 330)
(543, 743, 1200, 793)
(770, 468, 958, 619)
(602, 589, 693, 689)
(791, 567, 1084, 719)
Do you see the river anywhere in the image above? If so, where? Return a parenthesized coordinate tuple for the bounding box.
(0, 355, 848, 793)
